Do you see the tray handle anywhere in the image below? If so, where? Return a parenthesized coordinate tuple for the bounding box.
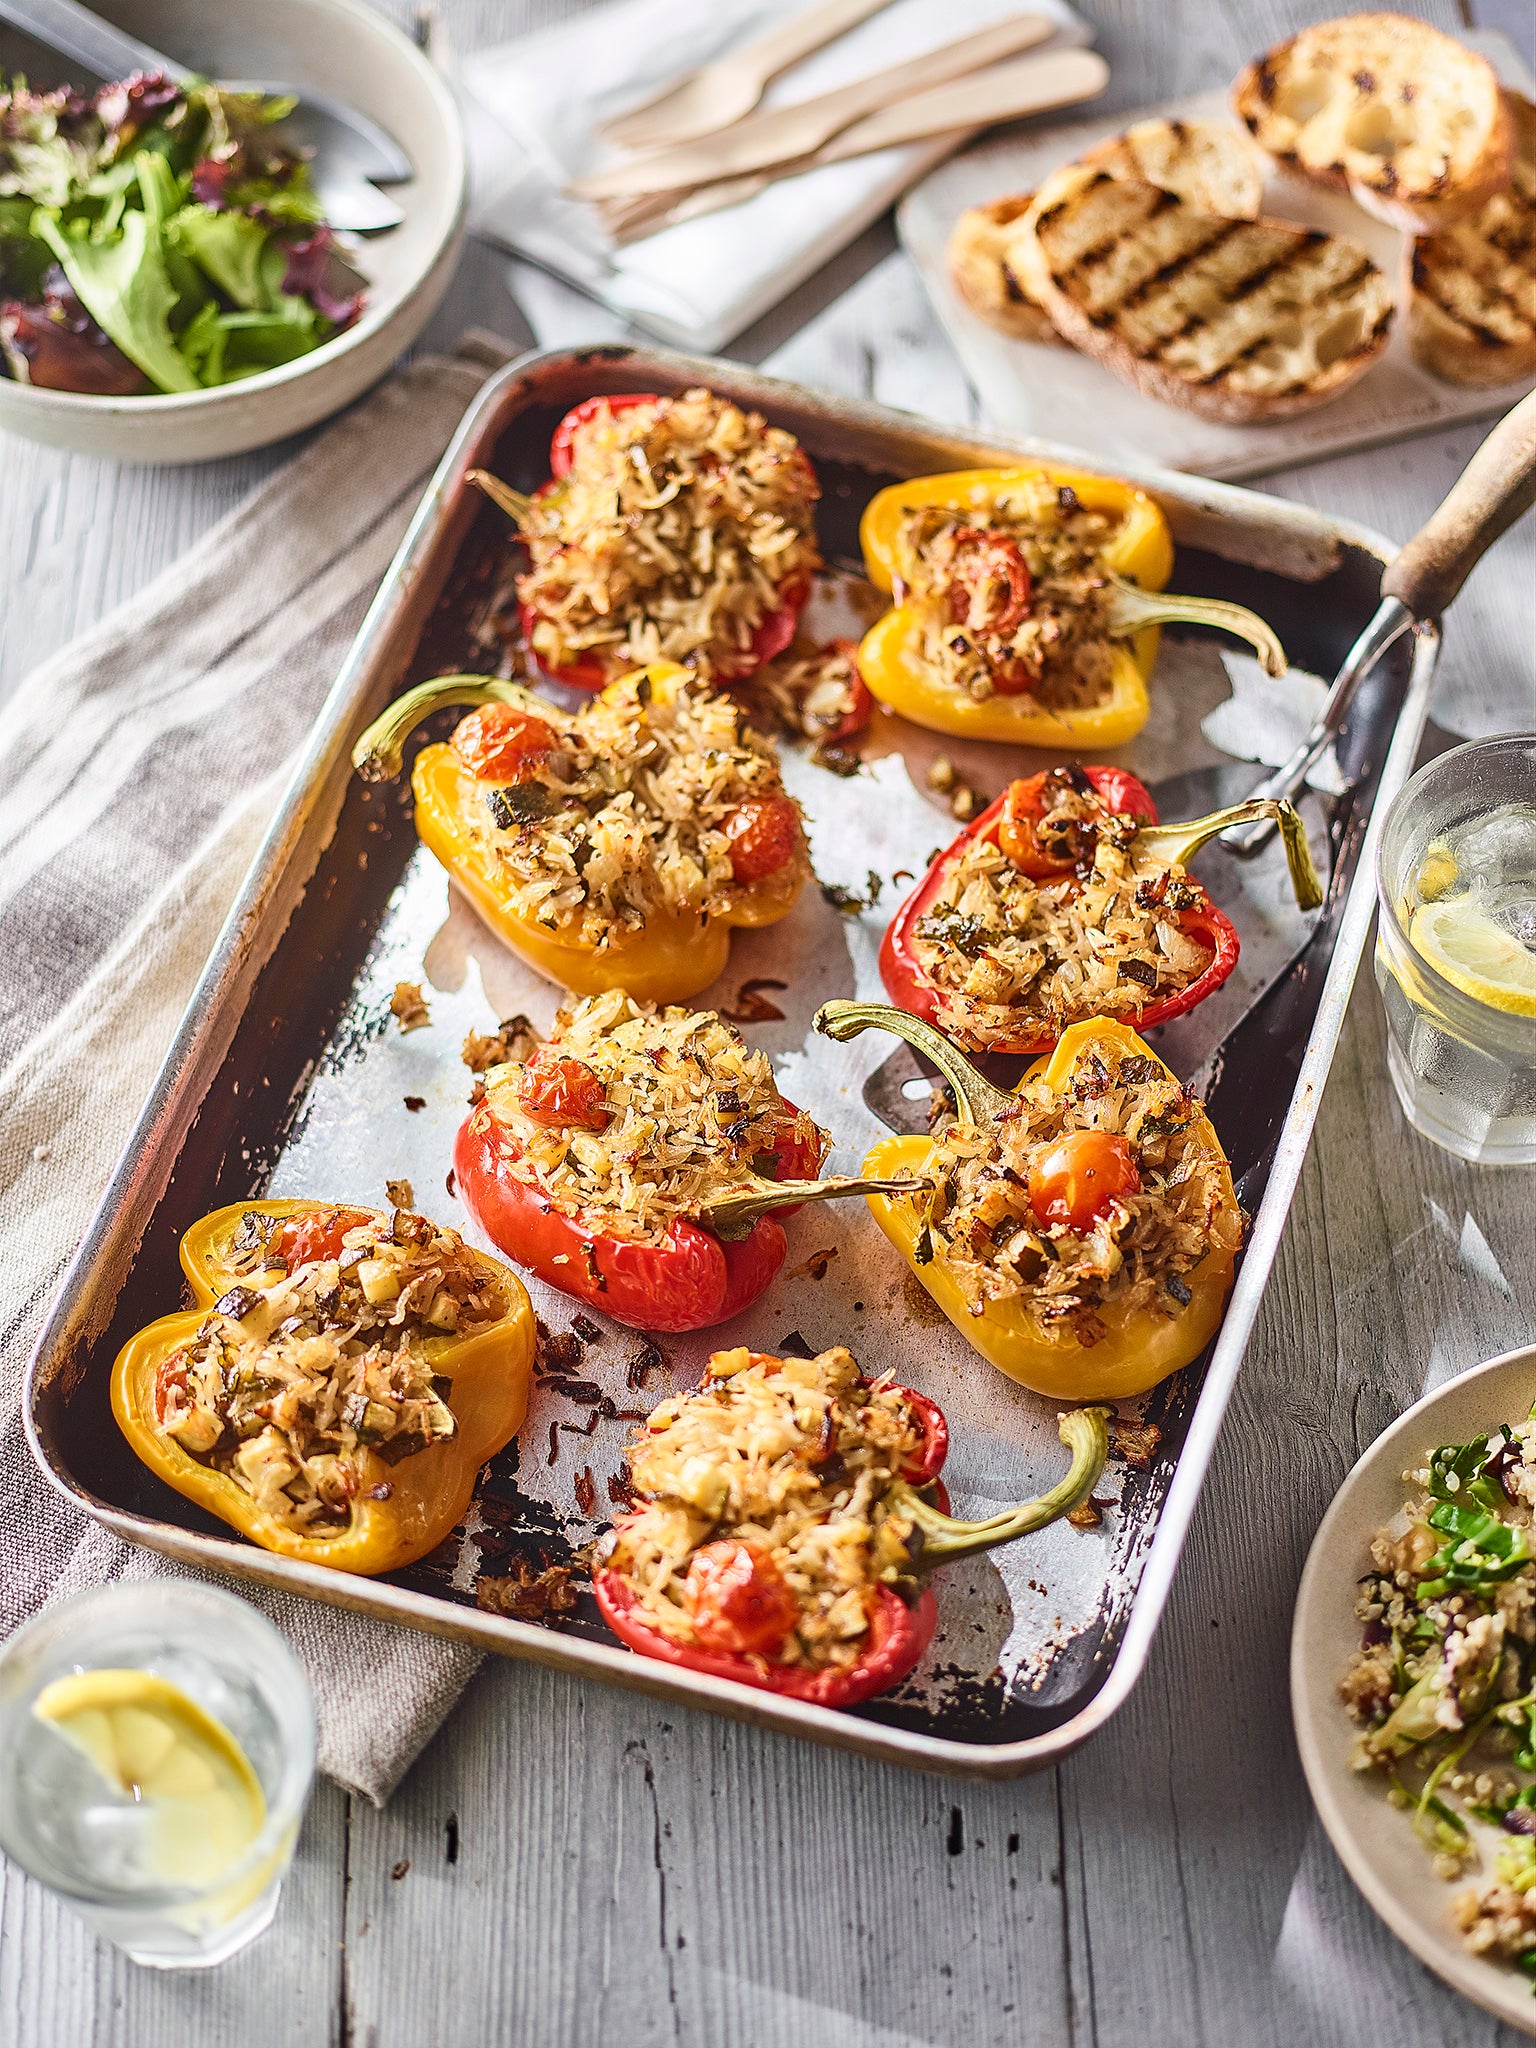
(1381, 387, 1536, 620)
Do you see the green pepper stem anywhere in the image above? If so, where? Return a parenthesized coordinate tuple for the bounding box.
(888, 1407, 1110, 1565)
(1104, 573, 1287, 679)
(466, 468, 535, 527)
(698, 1174, 932, 1244)
(813, 1000, 1013, 1128)
(351, 674, 556, 782)
(1137, 797, 1324, 912)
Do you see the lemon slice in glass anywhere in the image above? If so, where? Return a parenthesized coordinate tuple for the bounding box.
(1409, 893, 1536, 1018)
(34, 1669, 266, 1889)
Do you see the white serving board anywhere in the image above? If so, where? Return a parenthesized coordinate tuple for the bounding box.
(897, 34, 1536, 480)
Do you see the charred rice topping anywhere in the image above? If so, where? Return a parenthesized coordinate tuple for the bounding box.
(481, 990, 827, 1243)
(914, 770, 1212, 1047)
(894, 476, 1121, 709)
(463, 670, 807, 942)
(605, 1345, 924, 1671)
(519, 388, 821, 680)
(153, 1209, 502, 1534)
(917, 1043, 1234, 1344)
(1339, 1413, 1536, 1980)
(749, 639, 868, 746)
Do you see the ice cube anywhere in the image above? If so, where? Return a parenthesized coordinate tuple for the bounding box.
(1450, 805, 1536, 891)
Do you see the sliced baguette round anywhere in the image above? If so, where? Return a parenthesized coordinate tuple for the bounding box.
(1080, 115, 1264, 220)
(1017, 158, 1395, 424)
(1232, 12, 1513, 234)
(1408, 90, 1536, 388)
(948, 195, 1061, 344)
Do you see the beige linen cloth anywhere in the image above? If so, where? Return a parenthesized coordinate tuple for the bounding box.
(0, 345, 508, 1805)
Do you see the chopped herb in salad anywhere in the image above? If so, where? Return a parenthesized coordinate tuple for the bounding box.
(1341, 1405, 1536, 1985)
(0, 71, 364, 396)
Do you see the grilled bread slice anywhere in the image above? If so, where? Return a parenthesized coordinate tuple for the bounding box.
(1409, 91, 1536, 388)
(1017, 160, 1394, 422)
(948, 195, 1061, 343)
(1233, 13, 1513, 233)
(1081, 116, 1264, 220)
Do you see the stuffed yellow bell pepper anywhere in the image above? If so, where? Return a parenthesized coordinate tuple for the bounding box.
(814, 1003, 1242, 1400)
(352, 662, 808, 1004)
(857, 464, 1285, 749)
(112, 1199, 536, 1575)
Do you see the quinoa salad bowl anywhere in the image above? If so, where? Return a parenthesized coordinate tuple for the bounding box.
(1293, 1342, 1536, 2036)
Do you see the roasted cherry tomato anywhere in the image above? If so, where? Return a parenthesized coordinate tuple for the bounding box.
(451, 704, 559, 782)
(273, 1207, 372, 1271)
(724, 796, 800, 883)
(519, 1056, 611, 1132)
(944, 528, 1031, 637)
(996, 768, 1156, 878)
(1028, 1133, 1141, 1234)
(683, 1540, 799, 1655)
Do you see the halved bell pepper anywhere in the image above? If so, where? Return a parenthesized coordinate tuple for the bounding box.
(467, 391, 816, 691)
(455, 1082, 918, 1334)
(351, 662, 808, 1005)
(856, 464, 1285, 748)
(593, 1352, 1107, 1707)
(881, 768, 1322, 1055)
(111, 1200, 536, 1575)
(814, 1003, 1243, 1401)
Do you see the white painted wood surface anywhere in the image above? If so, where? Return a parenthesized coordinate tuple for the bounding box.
(2, 3, 1534, 2043)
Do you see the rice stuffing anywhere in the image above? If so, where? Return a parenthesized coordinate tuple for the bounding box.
(913, 768, 1213, 1047)
(519, 387, 821, 680)
(480, 990, 828, 1243)
(459, 669, 808, 945)
(603, 1345, 924, 1671)
(153, 1209, 503, 1535)
(893, 475, 1122, 710)
(914, 1042, 1237, 1345)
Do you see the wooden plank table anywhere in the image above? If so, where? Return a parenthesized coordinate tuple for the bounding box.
(2, 3, 1533, 2042)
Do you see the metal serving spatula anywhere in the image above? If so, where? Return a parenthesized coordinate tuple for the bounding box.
(862, 389, 1536, 1136)
(0, 0, 411, 232)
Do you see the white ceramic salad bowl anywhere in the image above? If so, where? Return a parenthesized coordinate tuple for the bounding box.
(0, 0, 465, 462)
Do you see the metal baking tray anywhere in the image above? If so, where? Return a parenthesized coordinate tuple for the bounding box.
(25, 346, 1438, 1776)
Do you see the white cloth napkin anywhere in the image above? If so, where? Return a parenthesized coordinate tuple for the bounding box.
(460, 0, 1090, 351)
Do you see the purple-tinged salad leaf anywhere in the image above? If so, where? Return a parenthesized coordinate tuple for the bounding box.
(280, 227, 364, 328)
(0, 275, 146, 393)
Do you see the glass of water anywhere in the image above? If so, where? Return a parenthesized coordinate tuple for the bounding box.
(0, 1580, 315, 1969)
(1374, 732, 1536, 1166)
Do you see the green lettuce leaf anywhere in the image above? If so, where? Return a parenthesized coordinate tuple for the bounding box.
(33, 155, 198, 394)
(170, 204, 270, 311)
(202, 304, 317, 383)
(0, 193, 51, 298)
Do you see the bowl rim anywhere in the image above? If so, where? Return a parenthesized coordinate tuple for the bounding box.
(1291, 1341, 1536, 2037)
(0, 0, 466, 417)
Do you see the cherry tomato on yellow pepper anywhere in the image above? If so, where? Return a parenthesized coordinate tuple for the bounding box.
(351, 662, 808, 1005)
(856, 465, 1285, 749)
(111, 1200, 536, 1576)
(814, 1005, 1242, 1401)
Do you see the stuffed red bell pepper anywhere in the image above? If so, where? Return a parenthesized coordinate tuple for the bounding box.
(466, 387, 821, 691)
(593, 1343, 1108, 1707)
(881, 764, 1322, 1055)
(454, 990, 919, 1333)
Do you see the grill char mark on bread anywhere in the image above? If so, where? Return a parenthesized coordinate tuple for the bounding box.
(1019, 159, 1394, 423)
(1232, 12, 1513, 233)
(1408, 90, 1536, 387)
